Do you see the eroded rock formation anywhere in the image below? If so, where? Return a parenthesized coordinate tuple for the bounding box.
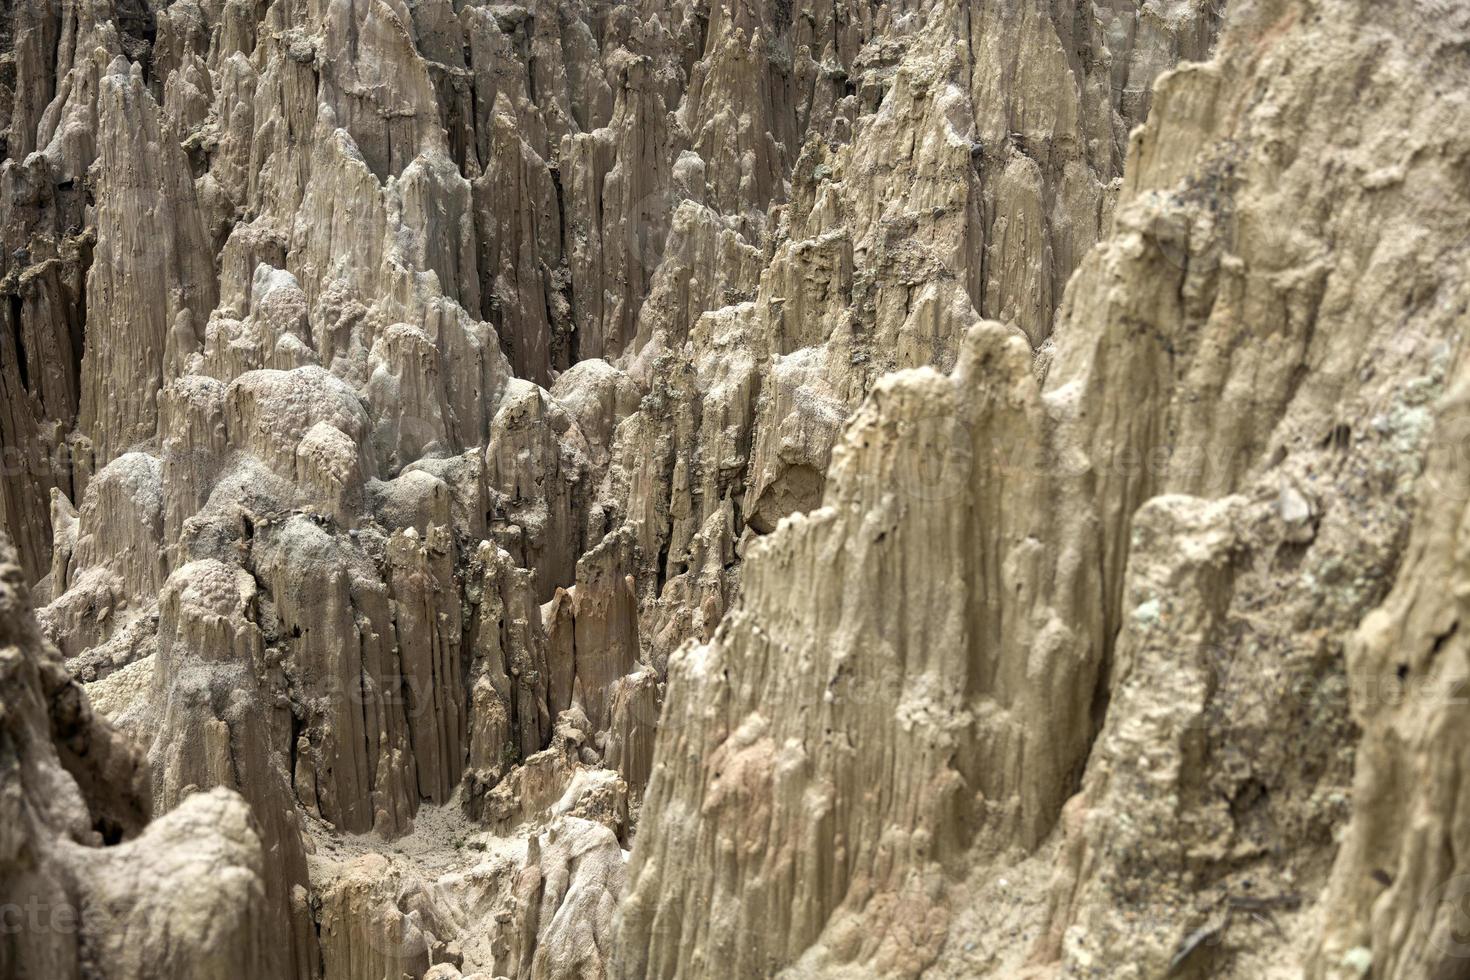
(2, 0, 1467, 977)
(0, 536, 278, 980)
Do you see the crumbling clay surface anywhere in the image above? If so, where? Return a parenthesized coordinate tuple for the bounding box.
(2, 0, 1468, 978)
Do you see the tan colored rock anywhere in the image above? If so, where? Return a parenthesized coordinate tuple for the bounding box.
(318, 853, 456, 980)
(620, 325, 1051, 979)
(0, 532, 275, 980)
(485, 378, 589, 600)
(150, 557, 319, 978)
(0, 0, 1270, 977)
(472, 95, 566, 386)
(492, 817, 627, 980)
(466, 541, 553, 785)
(78, 56, 216, 471)
(41, 451, 165, 664)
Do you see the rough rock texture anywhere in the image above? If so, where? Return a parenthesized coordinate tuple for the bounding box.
(622, 0, 1470, 977)
(0, 534, 278, 980)
(6, 0, 1469, 978)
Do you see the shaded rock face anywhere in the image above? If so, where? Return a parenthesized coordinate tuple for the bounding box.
(0, 536, 278, 980)
(3, 0, 1469, 978)
(622, 1, 1470, 977)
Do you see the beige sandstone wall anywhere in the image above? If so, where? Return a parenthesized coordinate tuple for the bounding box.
(4, 0, 1464, 978)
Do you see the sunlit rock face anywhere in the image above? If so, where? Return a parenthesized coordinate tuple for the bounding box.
(6, 0, 1470, 978)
